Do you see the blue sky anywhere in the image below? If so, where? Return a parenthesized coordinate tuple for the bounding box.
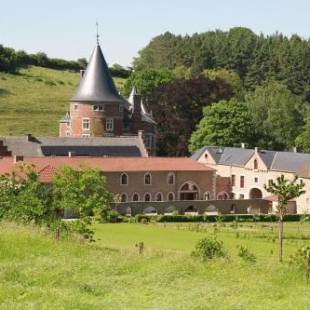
(1, 0, 310, 66)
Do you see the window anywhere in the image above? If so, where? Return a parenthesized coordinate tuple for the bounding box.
(66, 130, 71, 137)
(119, 105, 123, 113)
(74, 104, 79, 110)
(167, 172, 175, 185)
(82, 133, 90, 138)
(254, 159, 258, 170)
(155, 193, 163, 201)
(144, 193, 151, 202)
(93, 105, 104, 112)
(132, 193, 139, 202)
(82, 118, 90, 130)
(204, 192, 210, 200)
(167, 192, 175, 201)
(144, 173, 152, 185)
(121, 193, 127, 202)
(230, 204, 236, 213)
(254, 177, 259, 183)
(240, 176, 245, 188)
(239, 194, 245, 199)
(106, 118, 114, 132)
(120, 173, 128, 185)
(231, 174, 236, 186)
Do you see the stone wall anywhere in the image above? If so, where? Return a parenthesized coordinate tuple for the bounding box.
(111, 199, 271, 216)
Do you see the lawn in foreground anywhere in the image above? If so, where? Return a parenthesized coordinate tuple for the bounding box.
(1, 222, 310, 309)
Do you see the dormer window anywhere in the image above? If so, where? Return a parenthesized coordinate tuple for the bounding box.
(254, 159, 258, 170)
(93, 105, 104, 112)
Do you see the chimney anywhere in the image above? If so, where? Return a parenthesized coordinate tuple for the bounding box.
(293, 147, 297, 153)
(241, 143, 245, 149)
(254, 147, 259, 154)
(14, 155, 24, 163)
(80, 70, 85, 78)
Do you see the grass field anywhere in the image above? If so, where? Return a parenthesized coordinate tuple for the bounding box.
(0, 66, 126, 136)
(1, 221, 310, 309)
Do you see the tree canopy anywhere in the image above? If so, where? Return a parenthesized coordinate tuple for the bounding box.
(189, 99, 253, 153)
(134, 28, 310, 99)
(148, 75, 233, 156)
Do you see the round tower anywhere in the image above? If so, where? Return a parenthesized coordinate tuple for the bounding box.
(60, 44, 126, 137)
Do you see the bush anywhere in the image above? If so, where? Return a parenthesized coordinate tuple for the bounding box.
(237, 245, 256, 263)
(191, 237, 226, 261)
(106, 210, 122, 223)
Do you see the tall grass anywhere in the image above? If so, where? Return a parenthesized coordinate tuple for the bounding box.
(1, 222, 310, 309)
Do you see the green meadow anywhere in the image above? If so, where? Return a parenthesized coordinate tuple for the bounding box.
(1, 221, 310, 309)
(0, 66, 126, 136)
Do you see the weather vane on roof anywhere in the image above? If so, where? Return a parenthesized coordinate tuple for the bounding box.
(96, 21, 100, 45)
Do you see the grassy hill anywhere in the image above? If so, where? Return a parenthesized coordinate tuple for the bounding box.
(0, 66, 126, 136)
(1, 221, 310, 309)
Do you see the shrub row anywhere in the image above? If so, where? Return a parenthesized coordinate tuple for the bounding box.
(134, 214, 310, 223)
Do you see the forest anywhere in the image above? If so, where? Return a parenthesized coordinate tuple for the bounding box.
(123, 27, 310, 156)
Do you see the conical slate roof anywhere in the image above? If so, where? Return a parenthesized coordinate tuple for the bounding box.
(71, 44, 125, 103)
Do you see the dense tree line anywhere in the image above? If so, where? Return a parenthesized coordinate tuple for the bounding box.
(125, 27, 310, 156)
(133, 28, 310, 99)
(0, 44, 131, 78)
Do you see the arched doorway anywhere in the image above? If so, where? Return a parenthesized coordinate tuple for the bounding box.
(143, 206, 157, 215)
(249, 188, 263, 199)
(179, 181, 200, 200)
(184, 205, 198, 215)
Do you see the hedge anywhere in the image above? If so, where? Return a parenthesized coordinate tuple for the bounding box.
(133, 214, 310, 223)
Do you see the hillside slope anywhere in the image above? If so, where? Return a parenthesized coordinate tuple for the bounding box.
(0, 66, 126, 136)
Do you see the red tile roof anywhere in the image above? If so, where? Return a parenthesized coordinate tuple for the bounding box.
(0, 157, 214, 183)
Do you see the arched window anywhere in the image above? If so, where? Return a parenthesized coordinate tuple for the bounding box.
(254, 159, 258, 170)
(204, 192, 210, 200)
(120, 173, 128, 185)
(167, 192, 175, 201)
(230, 204, 236, 214)
(144, 193, 151, 202)
(167, 172, 175, 185)
(217, 191, 229, 200)
(132, 193, 140, 202)
(144, 173, 152, 185)
(121, 193, 127, 202)
(155, 192, 163, 201)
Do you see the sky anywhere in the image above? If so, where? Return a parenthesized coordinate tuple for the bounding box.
(1, 0, 310, 67)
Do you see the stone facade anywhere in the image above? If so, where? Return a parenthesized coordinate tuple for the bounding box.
(104, 170, 215, 203)
(194, 146, 310, 213)
(111, 199, 270, 216)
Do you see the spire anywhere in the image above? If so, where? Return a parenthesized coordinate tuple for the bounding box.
(127, 87, 156, 125)
(71, 44, 126, 104)
(96, 21, 100, 45)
